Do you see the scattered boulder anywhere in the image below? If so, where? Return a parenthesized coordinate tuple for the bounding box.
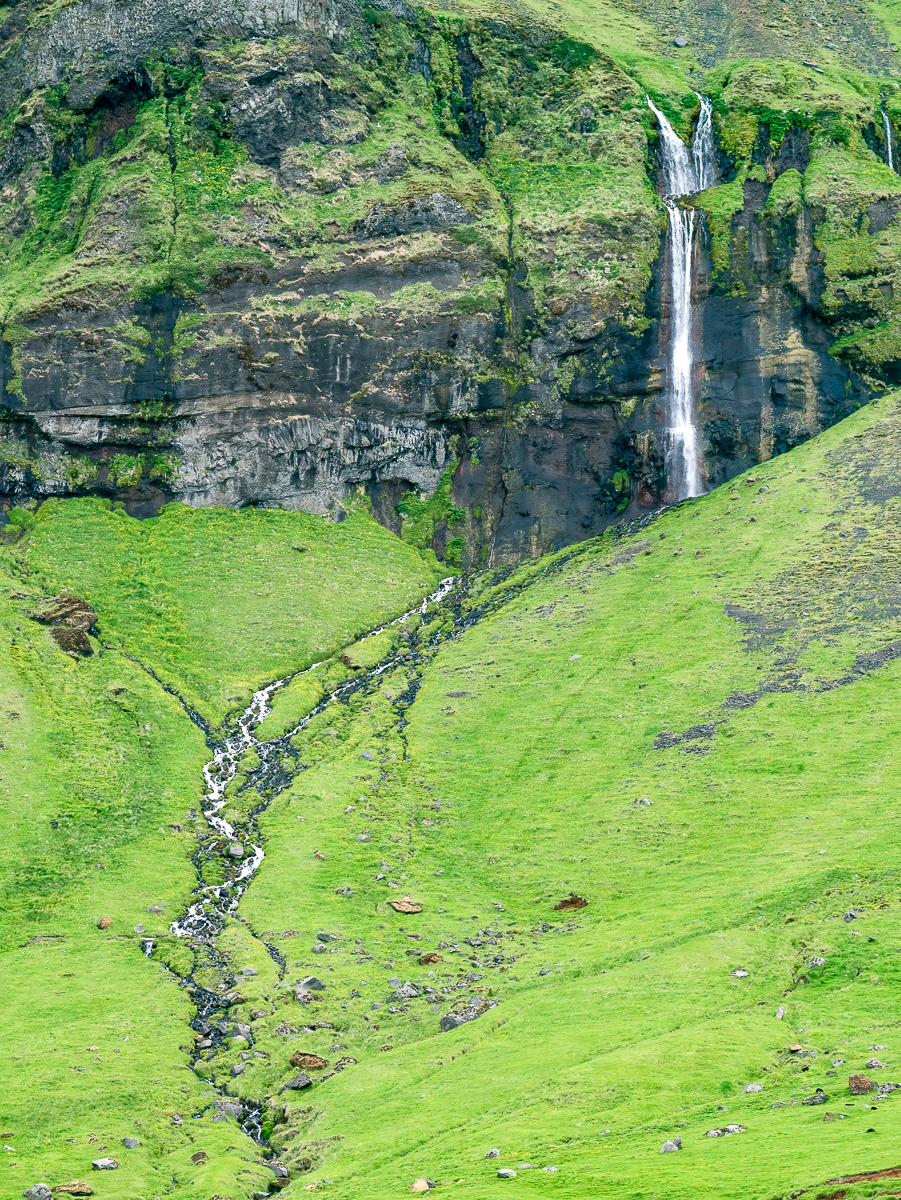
(389, 896, 423, 914)
(51, 1185, 94, 1196)
(660, 1140, 679, 1153)
(23, 1186, 52, 1200)
(290, 1052, 329, 1070)
(742, 1084, 764, 1093)
(866, 1058, 886, 1069)
(410, 1181, 431, 1194)
(789, 1043, 803, 1053)
(230, 1023, 252, 1040)
(497, 1169, 517, 1179)
(121, 1137, 141, 1148)
(809, 956, 826, 968)
(418, 952, 443, 966)
(395, 981, 421, 1000)
(284, 1072, 313, 1090)
(774, 1006, 785, 1019)
(241, 967, 258, 977)
(28, 595, 96, 657)
(878, 1081, 901, 1095)
(705, 1125, 746, 1137)
(300, 976, 326, 991)
(90, 1159, 118, 1171)
(731, 969, 749, 978)
(190, 1151, 209, 1164)
(554, 894, 588, 912)
(673, 35, 688, 46)
(849, 1073, 876, 1094)
(439, 999, 496, 1031)
(802, 1090, 828, 1105)
(485, 1149, 500, 1159)
(230, 1063, 246, 1077)
(96, 918, 111, 930)
(316, 932, 338, 943)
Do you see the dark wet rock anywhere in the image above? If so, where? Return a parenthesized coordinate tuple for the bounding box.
(121, 1137, 141, 1149)
(284, 1072, 313, 1089)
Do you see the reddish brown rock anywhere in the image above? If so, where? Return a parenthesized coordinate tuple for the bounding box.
(849, 1073, 876, 1094)
(290, 1052, 328, 1071)
(97, 918, 112, 930)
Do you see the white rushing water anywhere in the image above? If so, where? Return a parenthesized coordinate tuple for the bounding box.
(170, 575, 457, 941)
(884, 109, 896, 173)
(647, 94, 716, 500)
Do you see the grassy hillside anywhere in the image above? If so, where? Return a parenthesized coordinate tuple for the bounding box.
(4, 393, 901, 1199)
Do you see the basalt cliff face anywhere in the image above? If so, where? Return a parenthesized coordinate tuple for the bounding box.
(1, 0, 901, 563)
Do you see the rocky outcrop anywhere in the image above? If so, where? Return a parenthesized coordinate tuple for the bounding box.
(0, 1, 896, 565)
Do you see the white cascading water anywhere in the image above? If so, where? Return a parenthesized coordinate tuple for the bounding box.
(883, 108, 896, 172)
(647, 94, 716, 500)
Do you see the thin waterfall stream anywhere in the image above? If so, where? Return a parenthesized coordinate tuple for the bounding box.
(647, 95, 716, 500)
(884, 107, 896, 172)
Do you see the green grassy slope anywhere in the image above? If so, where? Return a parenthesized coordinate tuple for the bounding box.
(210, 394, 901, 1200)
(4, 398, 901, 1199)
(0, 503, 440, 1199)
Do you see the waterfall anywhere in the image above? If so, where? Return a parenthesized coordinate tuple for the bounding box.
(647, 95, 715, 500)
(883, 108, 896, 173)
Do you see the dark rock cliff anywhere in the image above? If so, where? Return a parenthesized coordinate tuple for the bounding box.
(0, 0, 898, 564)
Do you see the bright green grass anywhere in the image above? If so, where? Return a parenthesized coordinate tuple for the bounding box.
(19, 498, 439, 723)
(6, 400, 901, 1199)
(0, 503, 440, 1198)
(222, 395, 901, 1199)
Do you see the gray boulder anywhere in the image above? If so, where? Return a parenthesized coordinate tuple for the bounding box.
(284, 1072, 313, 1090)
(300, 976, 326, 991)
(23, 1186, 52, 1200)
(660, 1140, 679, 1153)
(497, 1169, 517, 1179)
(485, 1149, 500, 1159)
(91, 1158, 119, 1169)
(741, 1083, 764, 1093)
(122, 1136, 141, 1148)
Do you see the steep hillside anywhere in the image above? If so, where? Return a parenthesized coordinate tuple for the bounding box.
(1, 0, 901, 560)
(4, 392, 901, 1200)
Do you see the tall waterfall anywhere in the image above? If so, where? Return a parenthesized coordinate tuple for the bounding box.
(647, 95, 715, 500)
(883, 108, 896, 173)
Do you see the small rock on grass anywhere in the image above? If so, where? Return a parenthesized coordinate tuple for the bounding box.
(802, 1090, 828, 1106)
(660, 1140, 679, 1153)
(96, 918, 111, 930)
(485, 1149, 500, 1159)
(121, 1137, 141, 1148)
(23, 1186, 52, 1200)
(90, 1158, 118, 1170)
(409, 1180, 434, 1193)
(742, 1083, 764, 1093)
(52, 1185, 94, 1196)
(497, 1169, 517, 1179)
